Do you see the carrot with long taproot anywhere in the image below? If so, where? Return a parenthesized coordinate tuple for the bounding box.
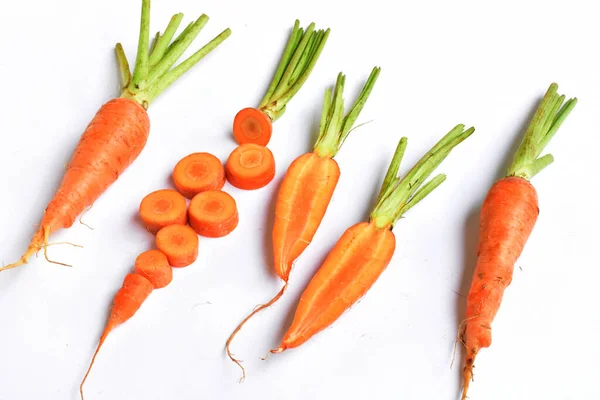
(271, 123, 475, 353)
(0, 0, 230, 273)
(225, 67, 380, 380)
(232, 20, 330, 146)
(460, 83, 576, 400)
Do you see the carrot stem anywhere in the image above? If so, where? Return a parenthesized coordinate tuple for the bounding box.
(375, 137, 407, 205)
(149, 13, 184, 67)
(115, 43, 132, 89)
(131, 0, 151, 90)
(508, 83, 577, 180)
(167, 21, 195, 53)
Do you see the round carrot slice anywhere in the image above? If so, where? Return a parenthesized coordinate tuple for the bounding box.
(139, 189, 188, 235)
(233, 107, 273, 146)
(173, 152, 225, 199)
(188, 190, 239, 238)
(134, 249, 173, 289)
(156, 225, 199, 268)
(226, 144, 275, 190)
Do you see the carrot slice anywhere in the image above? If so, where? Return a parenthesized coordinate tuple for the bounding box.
(188, 190, 239, 238)
(173, 152, 225, 198)
(134, 249, 173, 289)
(139, 189, 188, 235)
(232, 108, 273, 146)
(226, 144, 275, 190)
(156, 225, 199, 267)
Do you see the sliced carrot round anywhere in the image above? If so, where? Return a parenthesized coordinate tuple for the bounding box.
(226, 144, 275, 190)
(173, 152, 225, 199)
(189, 190, 239, 238)
(139, 189, 188, 235)
(156, 225, 199, 268)
(233, 107, 273, 146)
(134, 249, 173, 289)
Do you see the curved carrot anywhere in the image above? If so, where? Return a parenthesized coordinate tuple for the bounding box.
(80, 273, 154, 399)
(461, 83, 576, 400)
(226, 144, 276, 190)
(1, 0, 231, 273)
(173, 152, 225, 198)
(156, 224, 199, 267)
(272, 124, 475, 354)
(134, 249, 173, 288)
(226, 67, 380, 380)
(188, 190, 239, 237)
(232, 20, 330, 146)
(139, 189, 188, 234)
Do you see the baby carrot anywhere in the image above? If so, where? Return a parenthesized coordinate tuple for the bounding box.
(1, 0, 231, 273)
(188, 190, 239, 237)
(139, 189, 188, 234)
(460, 84, 576, 400)
(233, 20, 330, 146)
(156, 224, 199, 267)
(225, 144, 276, 190)
(272, 124, 475, 353)
(173, 152, 225, 198)
(226, 67, 380, 380)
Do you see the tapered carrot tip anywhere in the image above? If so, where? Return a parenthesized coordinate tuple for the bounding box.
(270, 346, 286, 354)
(139, 189, 188, 234)
(233, 107, 273, 146)
(226, 144, 275, 190)
(173, 152, 225, 198)
(156, 224, 199, 267)
(188, 190, 239, 237)
(0, 226, 48, 272)
(461, 350, 478, 400)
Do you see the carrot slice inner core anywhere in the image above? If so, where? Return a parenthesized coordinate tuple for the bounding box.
(204, 199, 225, 215)
(153, 199, 172, 214)
(170, 233, 185, 247)
(240, 149, 263, 169)
(241, 117, 262, 139)
(187, 161, 209, 180)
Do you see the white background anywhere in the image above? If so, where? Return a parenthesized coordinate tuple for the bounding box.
(0, 1, 598, 399)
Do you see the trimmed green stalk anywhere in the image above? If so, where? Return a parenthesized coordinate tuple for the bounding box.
(313, 67, 381, 158)
(507, 83, 577, 180)
(119, 0, 231, 108)
(370, 124, 475, 229)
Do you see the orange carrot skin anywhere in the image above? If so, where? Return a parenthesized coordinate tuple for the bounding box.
(108, 273, 154, 330)
(463, 177, 538, 364)
(276, 221, 395, 351)
(272, 152, 340, 281)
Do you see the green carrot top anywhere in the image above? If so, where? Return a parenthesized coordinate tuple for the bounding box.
(370, 124, 475, 229)
(257, 20, 330, 121)
(119, 0, 231, 108)
(508, 83, 577, 181)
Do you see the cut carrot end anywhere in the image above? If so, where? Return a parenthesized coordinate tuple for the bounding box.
(189, 190, 239, 238)
(233, 108, 273, 146)
(226, 144, 276, 190)
(156, 225, 199, 267)
(139, 189, 187, 235)
(134, 249, 173, 289)
(173, 152, 225, 198)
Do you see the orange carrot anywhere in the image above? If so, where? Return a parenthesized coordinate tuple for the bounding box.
(226, 68, 380, 380)
(156, 224, 199, 267)
(461, 84, 576, 400)
(173, 152, 225, 198)
(226, 144, 276, 190)
(80, 273, 154, 399)
(139, 189, 188, 234)
(188, 190, 239, 237)
(134, 249, 173, 288)
(1, 1, 230, 273)
(272, 124, 475, 354)
(232, 20, 330, 146)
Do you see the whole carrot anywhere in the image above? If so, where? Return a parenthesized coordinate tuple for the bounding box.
(1, 0, 231, 272)
(460, 84, 576, 399)
(226, 67, 381, 380)
(271, 124, 474, 353)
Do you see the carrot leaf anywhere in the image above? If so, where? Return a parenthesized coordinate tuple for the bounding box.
(370, 124, 475, 228)
(508, 83, 577, 180)
(314, 67, 380, 158)
(131, 0, 151, 90)
(115, 43, 132, 89)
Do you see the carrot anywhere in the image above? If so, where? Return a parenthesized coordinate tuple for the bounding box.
(134, 249, 173, 288)
(173, 152, 225, 198)
(189, 190, 239, 237)
(271, 124, 475, 354)
(226, 144, 276, 190)
(0, 0, 231, 273)
(460, 83, 576, 400)
(156, 224, 199, 267)
(139, 189, 188, 234)
(232, 20, 330, 146)
(226, 67, 380, 380)
(80, 273, 154, 399)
